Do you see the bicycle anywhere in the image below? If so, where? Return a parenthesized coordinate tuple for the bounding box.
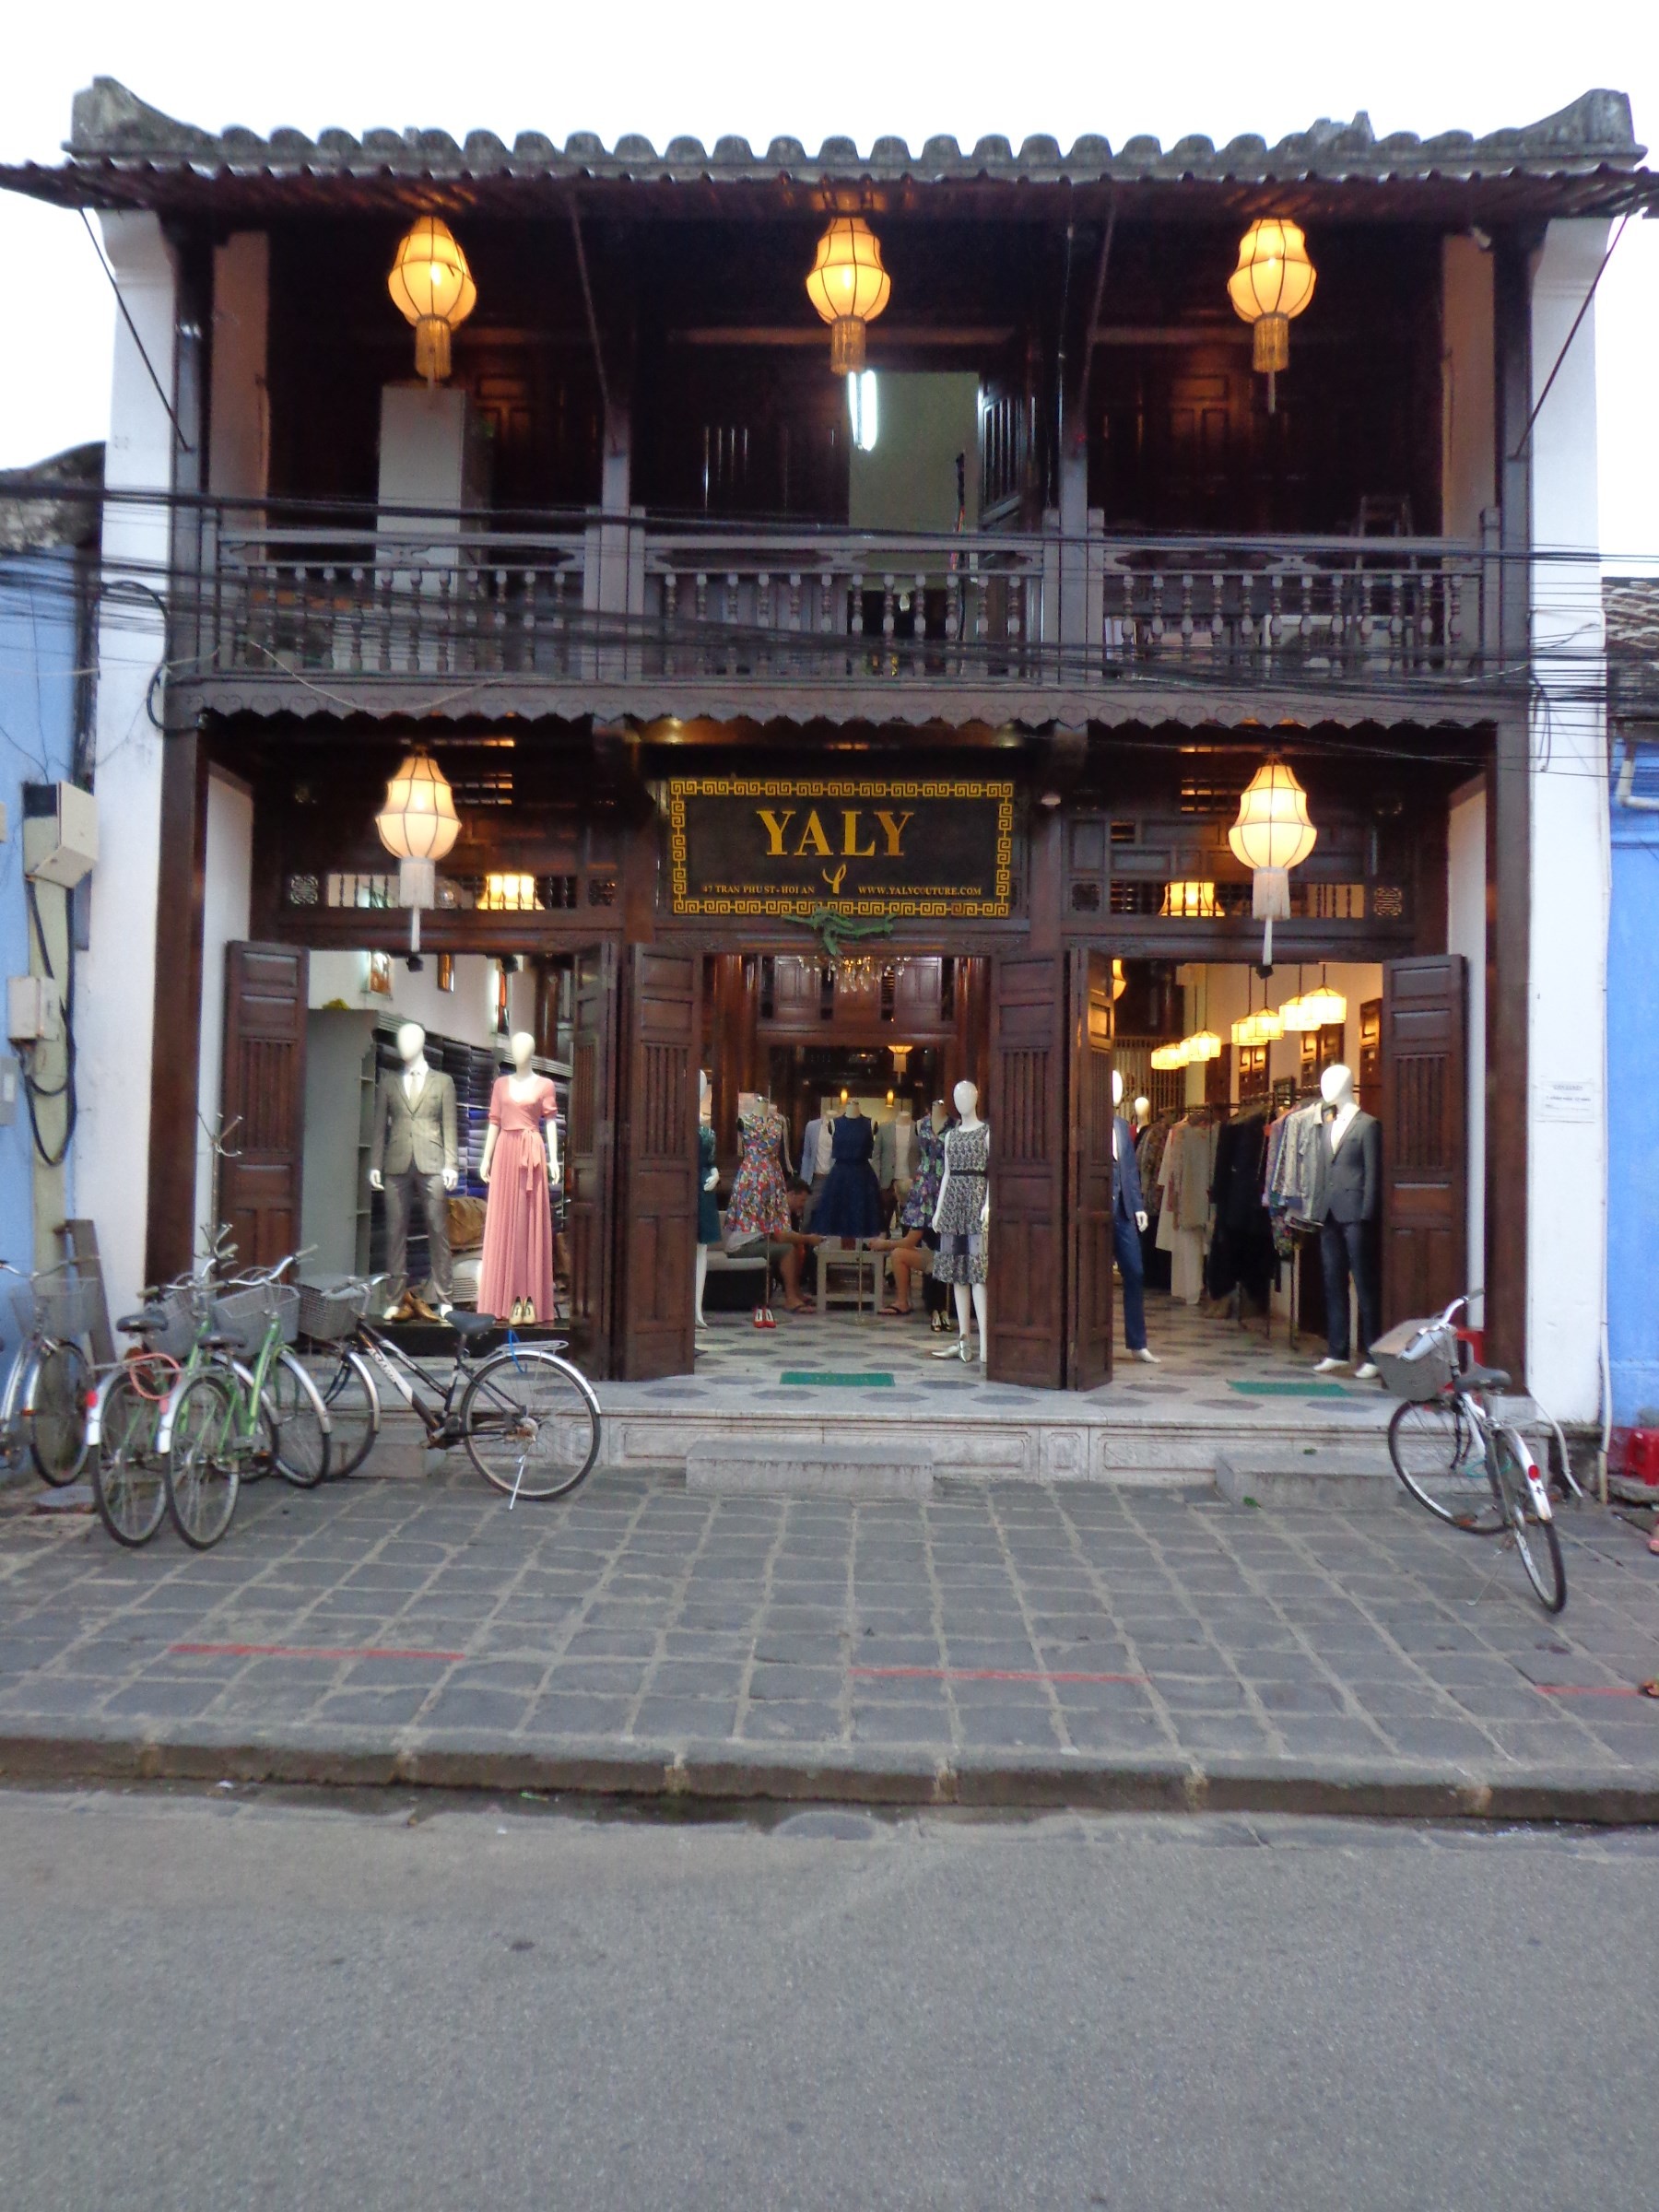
(88, 1277, 205, 1547)
(1378, 1297, 1566, 1614)
(299, 1277, 601, 1502)
(0, 1260, 99, 1486)
(157, 1264, 331, 1547)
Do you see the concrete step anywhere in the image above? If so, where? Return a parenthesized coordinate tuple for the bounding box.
(1215, 1445, 1403, 1511)
(687, 1439, 934, 1500)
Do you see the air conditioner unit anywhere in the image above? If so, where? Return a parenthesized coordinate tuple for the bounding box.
(22, 782, 97, 888)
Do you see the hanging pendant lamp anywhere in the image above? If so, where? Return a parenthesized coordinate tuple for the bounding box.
(1228, 217, 1316, 414)
(806, 216, 892, 375)
(388, 217, 477, 384)
(376, 747, 461, 953)
(1229, 756, 1317, 968)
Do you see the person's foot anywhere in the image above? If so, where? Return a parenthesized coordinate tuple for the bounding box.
(1130, 1346, 1160, 1363)
(1312, 1356, 1348, 1374)
(878, 1303, 911, 1317)
(1354, 1361, 1379, 1382)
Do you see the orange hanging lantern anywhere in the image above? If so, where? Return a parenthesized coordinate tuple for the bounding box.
(806, 216, 892, 375)
(388, 217, 477, 384)
(1227, 218, 1315, 412)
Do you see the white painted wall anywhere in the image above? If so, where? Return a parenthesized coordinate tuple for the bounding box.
(1527, 219, 1609, 1423)
(194, 770, 253, 1252)
(79, 213, 176, 1319)
(1446, 785, 1488, 1331)
(307, 948, 502, 1051)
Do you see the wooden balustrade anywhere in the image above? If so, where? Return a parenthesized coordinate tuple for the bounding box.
(194, 511, 1491, 696)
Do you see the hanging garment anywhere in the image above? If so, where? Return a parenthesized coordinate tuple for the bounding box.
(934, 1121, 991, 1285)
(477, 1076, 558, 1322)
(1158, 1123, 1208, 1305)
(724, 1104, 791, 1241)
(811, 1112, 885, 1238)
(697, 1121, 721, 1246)
(900, 1119, 948, 1230)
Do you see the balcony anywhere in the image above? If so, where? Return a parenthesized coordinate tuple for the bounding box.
(178, 503, 1500, 726)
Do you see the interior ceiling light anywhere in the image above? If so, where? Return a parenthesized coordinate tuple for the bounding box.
(1111, 959, 1126, 1003)
(1149, 1041, 1188, 1071)
(1229, 757, 1316, 967)
(847, 368, 879, 453)
(1228, 217, 1316, 414)
(1160, 880, 1218, 920)
(806, 215, 891, 375)
(1298, 971, 1347, 1028)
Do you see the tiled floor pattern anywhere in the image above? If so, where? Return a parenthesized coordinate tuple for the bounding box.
(606, 1288, 1389, 1428)
(3, 1468, 1652, 1778)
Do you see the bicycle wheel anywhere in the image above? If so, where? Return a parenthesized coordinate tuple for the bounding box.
(164, 1371, 245, 1549)
(317, 1347, 380, 1478)
(91, 1368, 168, 1547)
(29, 1340, 91, 1486)
(1388, 1396, 1503, 1532)
(263, 1349, 331, 1488)
(1495, 1426, 1567, 1614)
(460, 1347, 600, 1501)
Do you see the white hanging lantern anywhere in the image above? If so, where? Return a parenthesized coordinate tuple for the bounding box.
(1229, 757, 1316, 966)
(1298, 977, 1347, 1028)
(376, 748, 461, 952)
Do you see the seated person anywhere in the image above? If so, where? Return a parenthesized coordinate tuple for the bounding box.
(868, 1224, 938, 1319)
(776, 1176, 824, 1314)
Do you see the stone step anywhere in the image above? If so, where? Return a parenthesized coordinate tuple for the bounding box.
(687, 1439, 934, 1500)
(1215, 1445, 1403, 1510)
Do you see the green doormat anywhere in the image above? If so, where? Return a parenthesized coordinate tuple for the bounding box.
(780, 1371, 896, 1388)
(1227, 1379, 1361, 1399)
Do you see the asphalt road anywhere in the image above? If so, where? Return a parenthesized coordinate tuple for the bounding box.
(3, 1786, 1655, 2211)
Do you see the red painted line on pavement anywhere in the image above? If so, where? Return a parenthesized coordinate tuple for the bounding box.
(852, 1665, 1149, 1686)
(1534, 1683, 1645, 1699)
(169, 1641, 466, 1663)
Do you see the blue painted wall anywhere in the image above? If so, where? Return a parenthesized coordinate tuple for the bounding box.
(0, 547, 81, 1277)
(1608, 749, 1659, 1423)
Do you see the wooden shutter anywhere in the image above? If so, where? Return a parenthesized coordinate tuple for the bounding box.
(618, 947, 700, 1380)
(986, 953, 1066, 1388)
(566, 944, 619, 1377)
(1381, 954, 1466, 1330)
(1067, 947, 1116, 1392)
(219, 943, 308, 1271)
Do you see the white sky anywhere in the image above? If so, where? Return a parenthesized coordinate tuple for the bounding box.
(1, 0, 1655, 556)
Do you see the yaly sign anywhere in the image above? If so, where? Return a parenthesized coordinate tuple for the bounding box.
(666, 778, 1015, 919)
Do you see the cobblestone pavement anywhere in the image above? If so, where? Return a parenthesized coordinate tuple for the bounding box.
(2, 1470, 1656, 1805)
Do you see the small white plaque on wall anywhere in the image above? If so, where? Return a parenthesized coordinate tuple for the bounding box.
(1535, 1079, 1597, 1124)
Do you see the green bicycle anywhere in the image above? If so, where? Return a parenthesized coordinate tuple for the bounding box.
(157, 1266, 331, 1548)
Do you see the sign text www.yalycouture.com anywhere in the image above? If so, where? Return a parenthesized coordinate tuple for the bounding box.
(665, 778, 1015, 919)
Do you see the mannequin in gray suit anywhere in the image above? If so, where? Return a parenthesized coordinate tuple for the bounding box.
(1311, 1063, 1382, 1380)
(369, 1021, 459, 1320)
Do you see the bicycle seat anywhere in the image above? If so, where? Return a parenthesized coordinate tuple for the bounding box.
(116, 1308, 168, 1335)
(447, 1310, 500, 1341)
(1453, 1362, 1512, 1394)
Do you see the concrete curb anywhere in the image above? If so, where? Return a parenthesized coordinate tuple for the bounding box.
(3, 1722, 1657, 1827)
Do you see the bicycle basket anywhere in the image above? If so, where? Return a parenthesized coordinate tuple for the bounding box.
(145, 1286, 203, 1362)
(13, 1270, 100, 1342)
(1371, 1318, 1460, 1402)
(297, 1277, 369, 1343)
(212, 1281, 301, 1352)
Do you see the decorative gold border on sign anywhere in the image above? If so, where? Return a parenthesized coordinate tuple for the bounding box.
(666, 778, 1016, 919)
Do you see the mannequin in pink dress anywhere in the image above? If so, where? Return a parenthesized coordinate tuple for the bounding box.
(477, 1030, 559, 1324)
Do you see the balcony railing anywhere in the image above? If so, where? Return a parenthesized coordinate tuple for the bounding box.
(184, 504, 1496, 700)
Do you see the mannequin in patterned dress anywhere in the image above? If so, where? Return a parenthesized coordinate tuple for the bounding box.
(723, 1096, 791, 1243)
(870, 1101, 949, 1318)
(932, 1079, 991, 1361)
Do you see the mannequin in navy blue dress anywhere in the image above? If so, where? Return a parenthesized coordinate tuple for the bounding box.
(809, 1104, 884, 1238)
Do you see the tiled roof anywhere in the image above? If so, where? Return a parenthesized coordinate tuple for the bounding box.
(0, 79, 1650, 218)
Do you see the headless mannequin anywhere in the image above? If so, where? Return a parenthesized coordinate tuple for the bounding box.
(1312, 1062, 1382, 1382)
(932, 1077, 990, 1360)
(695, 1069, 717, 1329)
(478, 1031, 558, 1186)
(1113, 1070, 1159, 1364)
(370, 1020, 458, 1319)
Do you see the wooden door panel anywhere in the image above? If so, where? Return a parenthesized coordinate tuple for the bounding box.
(618, 947, 700, 1380)
(987, 954, 1066, 1389)
(566, 944, 618, 1376)
(1381, 954, 1466, 1330)
(1067, 947, 1115, 1393)
(219, 943, 307, 1272)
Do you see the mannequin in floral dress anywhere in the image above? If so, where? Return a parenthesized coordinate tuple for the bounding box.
(723, 1096, 791, 1243)
(477, 1032, 559, 1324)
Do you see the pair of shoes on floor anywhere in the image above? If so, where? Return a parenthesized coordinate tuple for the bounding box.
(928, 1311, 949, 1335)
(392, 1292, 439, 1324)
(752, 1305, 777, 1330)
(507, 1298, 538, 1326)
(931, 1337, 976, 1361)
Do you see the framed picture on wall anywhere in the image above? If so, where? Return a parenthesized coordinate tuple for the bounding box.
(366, 950, 393, 998)
(436, 954, 455, 994)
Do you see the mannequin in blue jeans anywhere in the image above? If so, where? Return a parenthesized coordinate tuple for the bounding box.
(1112, 1071, 1160, 1364)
